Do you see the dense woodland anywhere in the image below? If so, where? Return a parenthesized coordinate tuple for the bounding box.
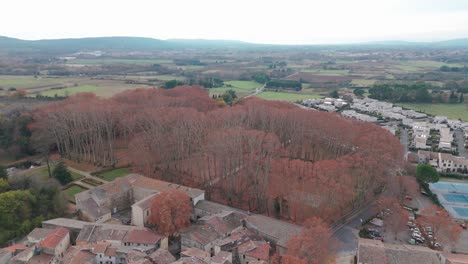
(31, 86, 404, 224)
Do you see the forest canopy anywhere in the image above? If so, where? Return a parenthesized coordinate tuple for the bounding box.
(31, 86, 403, 224)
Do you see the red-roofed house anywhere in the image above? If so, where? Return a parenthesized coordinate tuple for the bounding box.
(2, 244, 27, 255)
(238, 241, 270, 264)
(38, 227, 70, 257)
(122, 229, 163, 248)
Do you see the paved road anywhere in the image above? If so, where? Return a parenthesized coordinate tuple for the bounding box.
(68, 167, 107, 183)
(454, 129, 468, 158)
(244, 83, 266, 98)
(400, 128, 409, 158)
(333, 202, 376, 254)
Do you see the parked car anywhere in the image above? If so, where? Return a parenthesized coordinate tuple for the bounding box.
(405, 195, 413, 201)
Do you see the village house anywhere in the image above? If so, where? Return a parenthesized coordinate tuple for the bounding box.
(357, 238, 468, 264)
(193, 200, 303, 256)
(75, 223, 165, 264)
(62, 246, 95, 264)
(75, 174, 205, 225)
(439, 127, 454, 151)
(418, 150, 468, 174)
(5, 227, 70, 264)
(341, 110, 378, 123)
(0, 249, 12, 264)
(37, 227, 70, 258)
(181, 211, 246, 254)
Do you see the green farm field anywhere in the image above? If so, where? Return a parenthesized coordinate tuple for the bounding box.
(351, 79, 377, 86)
(210, 81, 262, 97)
(39, 84, 150, 98)
(68, 58, 173, 65)
(301, 69, 349, 75)
(0, 76, 63, 89)
(256, 91, 322, 102)
(398, 103, 468, 121)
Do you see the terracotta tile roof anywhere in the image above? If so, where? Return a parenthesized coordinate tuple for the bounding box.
(123, 229, 163, 245)
(358, 238, 442, 264)
(38, 227, 69, 250)
(174, 257, 209, 264)
(181, 247, 211, 263)
(443, 252, 468, 264)
(27, 228, 55, 242)
(91, 242, 110, 254)
(127, 174, 205, 199)
(126, 251, 152, 264)
(26, 253, 54, 264)
(77, 225, 130, 243)
(200, 212, 244, 235)
(244, 215, 303, 248)
(181, 224, 222, 246)
(211, 251, 232, 264)
(2, 244, 27, 253)
(105, 246, 118, 257)
(0, 249, 12, 261)
(62, 246, 95, 264)
(11, 247, 34, 262)
(148, 248, 176, 264)
(238, 241, 270, 261)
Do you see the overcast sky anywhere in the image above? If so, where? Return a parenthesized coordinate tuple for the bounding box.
(2, 0, 468, 44)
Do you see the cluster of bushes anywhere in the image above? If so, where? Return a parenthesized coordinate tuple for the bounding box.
(440, 66, 468, 73)
(369, 82, 432, 103)
(0, 167, 67, 246)
(266, 80, 302, 91)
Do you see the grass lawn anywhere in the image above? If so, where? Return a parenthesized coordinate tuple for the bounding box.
(398, 103, 468, 121)
(98, 168, 130, 181)
(224, 81, 262, 89)
(64, 185, 87, 201)
(68, 59, 173, 65)
(210, 81, 262, 97)
(256, 91, 322, 102)
(21, 165, 82, 183)
(39, 85, 100, 97)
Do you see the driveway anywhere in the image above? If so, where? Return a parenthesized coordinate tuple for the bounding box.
(455, 129, 468, 158)
(333, 202, 376, 254)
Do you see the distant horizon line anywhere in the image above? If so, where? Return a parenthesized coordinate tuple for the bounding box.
(2, 34, 468, 46)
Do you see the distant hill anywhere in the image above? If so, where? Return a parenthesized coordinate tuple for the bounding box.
(0, 36, 259, 54)
(365, 39, 468, 48)
(0, 36, 467, 55)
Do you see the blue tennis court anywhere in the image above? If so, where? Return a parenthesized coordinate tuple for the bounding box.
(443, 193, 468, 203)
(454, 207, 468, 217)
(432, 182, 468, 193)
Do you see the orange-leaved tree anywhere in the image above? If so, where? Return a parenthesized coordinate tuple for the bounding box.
(148, 189, 192, 236)
(285, 217, 336, 264)
(417, 205, 462, 249)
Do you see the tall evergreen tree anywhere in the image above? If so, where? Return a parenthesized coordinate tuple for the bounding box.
(52, 161, 72, 185)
